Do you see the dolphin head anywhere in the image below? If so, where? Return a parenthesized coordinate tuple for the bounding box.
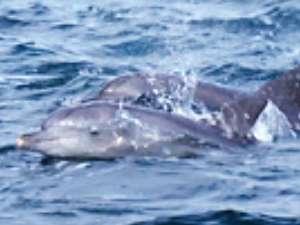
(96, 75, 151, 102)
(15, 102, 178, 159)
(16, 122, 135, 159)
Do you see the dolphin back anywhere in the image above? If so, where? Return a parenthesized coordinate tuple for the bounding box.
(221, 66, 300, 138)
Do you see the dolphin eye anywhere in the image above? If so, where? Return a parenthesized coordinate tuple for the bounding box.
(89, 126, 100, 136)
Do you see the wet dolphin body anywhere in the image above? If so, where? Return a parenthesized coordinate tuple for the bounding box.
(17, 66, 300, 159)
(95, 66, 300, 138)
(222, 66, 300, 138)
(95, 74, 248, 112)
(16, 102, 249, 159)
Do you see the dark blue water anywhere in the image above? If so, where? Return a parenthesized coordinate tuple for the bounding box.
(1, 0, 300, 224)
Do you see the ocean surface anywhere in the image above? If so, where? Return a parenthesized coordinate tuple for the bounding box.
(1, 0, 300, 224)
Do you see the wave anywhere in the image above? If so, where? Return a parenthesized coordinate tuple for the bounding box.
(0, 144, 15, 154)
(131, 210, 300, 225)
(0, 15, 30, 29)
(104, 36, 167, 57)
(10, 42, 55, 57)
(12, 61, 96, 90)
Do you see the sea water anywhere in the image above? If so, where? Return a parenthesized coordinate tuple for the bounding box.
(0, 0, 300, 224)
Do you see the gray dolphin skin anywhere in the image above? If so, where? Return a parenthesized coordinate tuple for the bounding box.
(222, 66, 300, 138)
(17, 102, 249, 159)
(95, 66, 300, 138)
(16, 66, 300, 159)
(95, 74, 248, 112)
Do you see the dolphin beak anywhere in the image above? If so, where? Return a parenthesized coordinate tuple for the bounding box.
(16, 133, 37, 149)
(16, 135, 29, 148)
(16, 137, 25, 148)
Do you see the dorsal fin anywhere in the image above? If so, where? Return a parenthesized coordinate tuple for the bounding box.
(222, 65, 300, 138)
(221, 94, 267, 139)
(257, 65, 300, 131)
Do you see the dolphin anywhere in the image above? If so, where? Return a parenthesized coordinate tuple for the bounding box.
(222, 66, 300, 138)
(16, 66, 300, 159)
(95, 74, 248, 112)
(16, 102, 250, 159)
(95, 66, 300, 138)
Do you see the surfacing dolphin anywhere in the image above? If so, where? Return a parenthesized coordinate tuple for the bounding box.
(16, 102, 249, 159)
(95, 73, 248, 112)
(222, 65, 300, 138)
(16, 66, 300, 159)
(95, 66, 300, 138)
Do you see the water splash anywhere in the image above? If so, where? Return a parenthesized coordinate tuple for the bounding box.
(251, 100, 297, 142)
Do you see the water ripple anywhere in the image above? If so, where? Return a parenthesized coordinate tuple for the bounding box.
(10, 42, 55, 57)
(0, 0, 300, 224)
(189, 17, 274, 35)
(132, 210, 300, 225)
(0, 15, 30, 29)
(105, 36, 167, 57)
